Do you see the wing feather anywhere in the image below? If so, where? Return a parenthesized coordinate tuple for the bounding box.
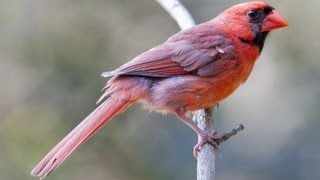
(102, 24, 235, 78)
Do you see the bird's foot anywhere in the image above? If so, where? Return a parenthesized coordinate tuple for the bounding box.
(193, 130, 222, 158)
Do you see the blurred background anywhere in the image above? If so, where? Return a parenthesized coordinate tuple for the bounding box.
(1, 0, 319, 179)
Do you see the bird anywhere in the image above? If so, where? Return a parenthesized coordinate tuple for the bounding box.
(31, 1, 288, 179)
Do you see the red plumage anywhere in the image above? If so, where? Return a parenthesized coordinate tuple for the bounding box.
(32, 1, 288, 178)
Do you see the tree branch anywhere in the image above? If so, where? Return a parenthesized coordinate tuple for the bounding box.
(216, 124, 244, 145)
(155, 0, 195, 30)
(155, 1, 245, 180)
(195, 108, 216, 180)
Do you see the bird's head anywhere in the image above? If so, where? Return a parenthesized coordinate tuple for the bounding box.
(216, 1, 288, 51)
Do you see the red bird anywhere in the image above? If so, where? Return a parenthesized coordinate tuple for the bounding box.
(32, 1, 288, 178)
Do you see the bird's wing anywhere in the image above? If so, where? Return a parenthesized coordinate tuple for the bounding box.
(102, 27, 235, 78)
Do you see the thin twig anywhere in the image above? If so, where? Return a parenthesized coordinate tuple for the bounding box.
(216, 124, 245, 145)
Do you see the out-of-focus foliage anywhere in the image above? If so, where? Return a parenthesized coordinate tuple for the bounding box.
(1, 0, 319, 180)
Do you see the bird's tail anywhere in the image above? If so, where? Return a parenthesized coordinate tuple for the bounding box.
(31, 97, 132, 179)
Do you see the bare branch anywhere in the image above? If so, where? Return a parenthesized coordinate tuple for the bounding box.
(155, 1, 217, 179)
(216, 124, 245, 145)
(195, 108, 216, 180)
(155, 0, 195, 30)
(155, 1, 245, 180)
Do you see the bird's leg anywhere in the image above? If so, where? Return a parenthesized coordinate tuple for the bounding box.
(176, 110, 220, 157)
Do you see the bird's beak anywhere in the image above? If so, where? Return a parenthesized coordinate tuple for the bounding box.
(261, 10, 288, 32)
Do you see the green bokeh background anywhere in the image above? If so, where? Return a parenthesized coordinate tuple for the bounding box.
(1, 0, 319, 179)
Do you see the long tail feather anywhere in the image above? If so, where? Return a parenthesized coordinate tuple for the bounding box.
(31, 98, 132, 179)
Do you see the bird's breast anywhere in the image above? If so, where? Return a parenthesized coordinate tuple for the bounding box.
(147, 58, 256, 112)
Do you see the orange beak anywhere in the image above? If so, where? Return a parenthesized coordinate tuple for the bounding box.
(261, 10, 288, 32)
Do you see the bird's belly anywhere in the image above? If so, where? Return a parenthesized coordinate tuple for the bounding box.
(148, 70, 250, 112)
(184, 75, 243, 111)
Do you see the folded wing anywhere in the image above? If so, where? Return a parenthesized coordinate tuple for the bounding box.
(102, 26, 235, 78)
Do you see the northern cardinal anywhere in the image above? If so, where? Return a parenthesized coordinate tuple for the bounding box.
(31, 1, 288, 178)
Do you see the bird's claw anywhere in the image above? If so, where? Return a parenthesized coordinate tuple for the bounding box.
(193, 130, 221, 158)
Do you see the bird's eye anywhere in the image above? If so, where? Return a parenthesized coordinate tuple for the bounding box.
(247, 10, 259, 19)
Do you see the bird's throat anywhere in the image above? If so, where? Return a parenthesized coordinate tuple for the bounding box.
(238, 27, 269, 52)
